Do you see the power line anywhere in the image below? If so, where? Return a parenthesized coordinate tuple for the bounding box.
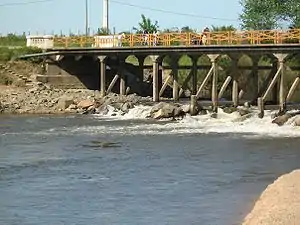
(0, 0, 55, 7)
(110, 0, 238, 22)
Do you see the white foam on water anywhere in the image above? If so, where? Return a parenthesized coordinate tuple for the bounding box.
(22, 105, 299, 138)
(92, 105, 300, 138)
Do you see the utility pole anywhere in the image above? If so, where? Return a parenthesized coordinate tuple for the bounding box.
(85, 0, 89, 36)
(102, 0, 109, 31)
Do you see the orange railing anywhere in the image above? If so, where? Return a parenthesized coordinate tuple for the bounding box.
(52, 29, 300, 48)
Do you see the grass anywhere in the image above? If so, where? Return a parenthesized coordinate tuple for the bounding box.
(0, 34, 26, 47)
(0, 46, 42, 62)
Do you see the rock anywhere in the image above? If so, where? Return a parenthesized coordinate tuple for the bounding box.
(82, 105, 96, 114)
(77, 99, 94, 109)
(67, 104, 77, 110)
(152, 108, 172, 119)
(294, 116, 300, 126)
(121, 102, 134, 113)
(57, 96, 74, 110)
(150, 102, 166, 114)
(96, 104, 109, 115)
(199, 109, 208, 115)
(223, 106, 237, 114)
(242, 170, 300, 225)
(210, 113, 218, 119)
(244, 101, 251, 108)
(181, 105, 190, 114)
(150, 102, 184, 119)
(238, 108, 252, 117)
(232, 113, 255, 123)
(28, 87, 39, 93)
(272, 114, 292, 126)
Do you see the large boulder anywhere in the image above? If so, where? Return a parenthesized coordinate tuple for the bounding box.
(57, 96, 74, 110)
(243, 170, 300, 225)
(77, 99, 94, 109)
(272, 114, 292, 126)
(150, 102, 184, 119)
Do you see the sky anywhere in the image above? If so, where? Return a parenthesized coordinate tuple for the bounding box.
(0, 0, 242, 35)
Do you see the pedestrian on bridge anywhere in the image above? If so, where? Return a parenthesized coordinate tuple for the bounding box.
(153, 31, 159, 46)
(201, 27, 210, 45)
(143, 29, 149, 46)
(117, 33, 125, 47)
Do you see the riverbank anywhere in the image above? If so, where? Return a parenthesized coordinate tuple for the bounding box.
(1, 81, 300, 126)
(243, 170, 300, 225)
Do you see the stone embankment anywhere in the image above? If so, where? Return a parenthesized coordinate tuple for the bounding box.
(243, 170, 300, 225)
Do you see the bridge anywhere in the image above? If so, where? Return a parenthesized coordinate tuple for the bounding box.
(23, 29, 300, 117)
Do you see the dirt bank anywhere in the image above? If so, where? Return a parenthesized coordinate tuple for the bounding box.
(243, 170, 300, 225)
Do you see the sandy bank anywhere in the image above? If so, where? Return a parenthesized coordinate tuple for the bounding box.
(243, 170, 300, 225)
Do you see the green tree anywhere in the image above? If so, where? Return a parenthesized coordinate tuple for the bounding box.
(133, 14, 159, 33)
(282, 0, 300, 28)
(239, 0, 300, 30)
(180, 26, 195, 33)
(211, 25, 236, 32)
(97, 28, 111, 35)
(163, 27, 179, 33)
(239, 0, 280, 30)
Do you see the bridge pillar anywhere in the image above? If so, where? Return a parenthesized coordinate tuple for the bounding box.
(119, 59, 126, 96)
(151, 55, 160, 102)
(171, 55, 180, 102)
(191, 55, 199, 95)
(229, 54, 240, 107)
(250, 55, 260, 103)
(271, 59, 279, 104)
(208, 54, 220, 113)
(137, 55, 146, 82)
(274, 53, 288, 113)
(98, 56, 107, 97)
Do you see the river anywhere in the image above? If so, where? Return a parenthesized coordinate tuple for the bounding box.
(1, 108, 300, 225)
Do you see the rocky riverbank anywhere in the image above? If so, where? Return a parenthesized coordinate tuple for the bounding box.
(243, 170, 300, 225)
(1, 82, 300, 126)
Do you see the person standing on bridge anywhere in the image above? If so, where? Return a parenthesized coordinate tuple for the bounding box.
(143, 29, 149, 46)
(153, 31, 159, 46)
(117, 33, 125, 47)
(201, 27, 210, 45)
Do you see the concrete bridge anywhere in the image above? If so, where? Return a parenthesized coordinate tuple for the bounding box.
(22, 30, 300, 117)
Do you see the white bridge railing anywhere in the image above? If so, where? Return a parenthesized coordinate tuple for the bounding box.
(93, 34, 125, 48)
(26, 35, 54, 49)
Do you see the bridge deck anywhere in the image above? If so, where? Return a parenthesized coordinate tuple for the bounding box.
(45, 44, 300, 56)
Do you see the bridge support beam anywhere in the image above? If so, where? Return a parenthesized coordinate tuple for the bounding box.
(271, 60, 279, 104)
(229, 54, 241, 107)
(98, 56, 107, 97)
(191, 55, 199, 95)
(274, 53, 288, 113)
(208, 54, 220, 113)
(119, 60, 126, 96)
(151, 55, 160, 102)
(171, 55, 180, 102)
(251, 55, 260, 103)
(286, 77, 300, 102)
(218, 76, 232, 99)
(137, 55, 146, 82)
(259, 53, 288, 117)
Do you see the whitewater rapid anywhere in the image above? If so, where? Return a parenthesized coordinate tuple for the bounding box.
(85, 105, 300, 138)
(3, 104, 298, 139)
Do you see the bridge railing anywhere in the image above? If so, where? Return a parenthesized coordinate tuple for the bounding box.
(51, 29, 300, 48)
